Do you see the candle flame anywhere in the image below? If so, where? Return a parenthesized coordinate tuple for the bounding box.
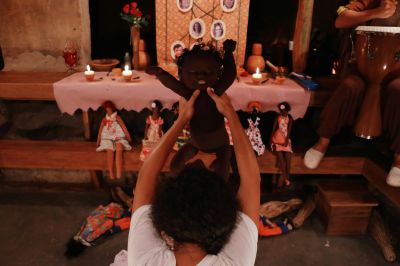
(256, 67, 260, 74)
(86, 65, 91, 71)
(125, 65, 129, 71)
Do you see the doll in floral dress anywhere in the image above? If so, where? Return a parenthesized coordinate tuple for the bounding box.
(97, 101, 132, 179)
(245, 101, 265, 156)
(141, 100, 164, 161)
(270, 102, 293, 187)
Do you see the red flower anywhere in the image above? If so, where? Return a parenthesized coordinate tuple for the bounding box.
(131, 2, 138, 8)
(122, 4, 130, 14)
(136, 10, 142, 17)
(130, 8, 137, 15)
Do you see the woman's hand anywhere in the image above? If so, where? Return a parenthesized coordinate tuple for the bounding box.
(178, 90, 200, 122)
(206, 87, 235, 119)
(374, 0, 397, 19)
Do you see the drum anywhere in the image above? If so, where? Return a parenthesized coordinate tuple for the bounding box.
(354, 26, 400, 139)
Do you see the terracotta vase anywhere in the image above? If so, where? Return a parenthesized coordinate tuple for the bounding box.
(131, 26, 140, 70)
(138, 39, 150, 70)
(246, 43, 265, 74)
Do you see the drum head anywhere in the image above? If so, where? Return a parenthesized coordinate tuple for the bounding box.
(355, 26, 400, 34)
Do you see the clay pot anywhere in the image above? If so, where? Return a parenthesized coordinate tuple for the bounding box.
(131, 26, 140, 70)
(138, 39, 150, 70)
(246, 43, 265, 74)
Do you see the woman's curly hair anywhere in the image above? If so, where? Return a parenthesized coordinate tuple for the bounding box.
(151, 166, 238, 254)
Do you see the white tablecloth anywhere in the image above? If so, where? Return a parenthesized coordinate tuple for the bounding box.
(53, 71, 310, 119)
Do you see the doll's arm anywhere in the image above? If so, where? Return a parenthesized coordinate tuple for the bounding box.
(97, 119, 105, 146)
(270, 118, 278, 146)
(144, 123, 150, 140)
(117, 116, 132, 142)
(158, 119, 164, 138)
(213, 39, 237, 96)
(285, 116, 293, 146)
(147, 66, 192, 100)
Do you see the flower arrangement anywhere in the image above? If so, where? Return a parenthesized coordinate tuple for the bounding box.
(120, 2, 149, 27)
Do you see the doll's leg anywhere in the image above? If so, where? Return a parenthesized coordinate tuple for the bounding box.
(106, 149, 115, 179)
(212, 144, 232, 181)
(284, 152, 292, 186)
(170, 143, 199, 175)
(115, 143, 124, 179)
(276, 151, 287, 187)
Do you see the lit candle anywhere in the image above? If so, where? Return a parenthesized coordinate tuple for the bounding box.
(84, 65, 95, 81)
(122, 65, 133, 81)
(252, 67, 262, 85)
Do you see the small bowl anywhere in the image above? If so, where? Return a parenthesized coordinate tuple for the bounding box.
(112, 68, 122, 77)
(89, 59, 120, 72)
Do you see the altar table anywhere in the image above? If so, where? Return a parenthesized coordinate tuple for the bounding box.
(53, 71, 310, 119)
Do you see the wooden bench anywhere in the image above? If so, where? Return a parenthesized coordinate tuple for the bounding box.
(1, 139, 398, 209)
(0, 140, 364, 174)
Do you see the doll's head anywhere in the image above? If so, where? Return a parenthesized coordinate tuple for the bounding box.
(102, 101, 117, 115)
(172, 101, 179, 115)
(278, 102, 291, 115)
(176, 44, 223, 91)
(151, 100, 163, 117)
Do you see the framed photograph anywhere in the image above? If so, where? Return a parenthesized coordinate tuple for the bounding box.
(176, 0, 193, 12)
(189, 18, 206, 39)
(221, 0, 237, 12)
(210, 20, 226, 40)
(170, 41, 185, 60)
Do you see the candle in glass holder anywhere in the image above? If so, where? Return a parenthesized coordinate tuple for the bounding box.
(84, 65, 95, 81)
(122, 65, 132, 81)
(252, 67, 262, 85)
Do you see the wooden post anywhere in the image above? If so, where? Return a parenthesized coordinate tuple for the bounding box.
(292, 0, 314, 73)
(82, 110, 103, 189)
(82, 110, 91, 140)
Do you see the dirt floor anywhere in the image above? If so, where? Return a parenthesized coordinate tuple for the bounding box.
(0, 187, 398, 266)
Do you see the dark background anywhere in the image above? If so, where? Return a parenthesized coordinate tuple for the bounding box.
(89, 0, 347, 76)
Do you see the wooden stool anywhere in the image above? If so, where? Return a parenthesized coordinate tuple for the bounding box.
(316, 182, 378, 236)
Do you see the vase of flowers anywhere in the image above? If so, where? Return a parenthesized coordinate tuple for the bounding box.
(120, 2, 148, 70)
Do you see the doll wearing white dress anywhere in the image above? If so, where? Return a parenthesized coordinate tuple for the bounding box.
(97, 101, 132, 179)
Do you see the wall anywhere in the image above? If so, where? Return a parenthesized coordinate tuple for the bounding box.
(0, 0, 91, 72)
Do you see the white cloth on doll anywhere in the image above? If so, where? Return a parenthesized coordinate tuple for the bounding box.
(245, 117, 265, 156)
(96, 112, 132, 152)
(146, 116, 164, 142)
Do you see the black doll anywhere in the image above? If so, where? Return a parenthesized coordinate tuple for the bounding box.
(147, 40, 237, 179)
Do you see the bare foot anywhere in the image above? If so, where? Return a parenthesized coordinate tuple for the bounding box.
(312, 137, 330, 153)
